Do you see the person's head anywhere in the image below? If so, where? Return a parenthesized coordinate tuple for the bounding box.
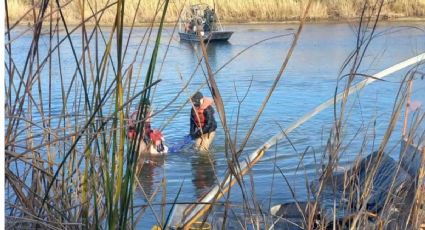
(191, 91, 203, 107)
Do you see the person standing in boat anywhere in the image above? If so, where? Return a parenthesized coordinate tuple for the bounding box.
(210, 8, 218, 31)
(203, 6, 212, 32)
(190, 91, 217, 151)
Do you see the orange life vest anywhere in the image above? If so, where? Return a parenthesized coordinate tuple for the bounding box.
(194, 108, 206, 128)
(193, 97, 213, 128)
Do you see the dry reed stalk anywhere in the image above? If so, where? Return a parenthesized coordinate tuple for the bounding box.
(5, 0, 179, 227)
(7, 0, 425, 26)
(6, 0, 425, 228)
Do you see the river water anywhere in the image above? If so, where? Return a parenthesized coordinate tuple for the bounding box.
(6, 22, 425, 228)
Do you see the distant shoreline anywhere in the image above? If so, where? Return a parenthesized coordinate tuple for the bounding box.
(7, 0, 425, 28)
(11, 17, 425, 28)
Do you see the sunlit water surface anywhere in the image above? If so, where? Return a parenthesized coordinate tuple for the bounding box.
(7, 22, 425, 228)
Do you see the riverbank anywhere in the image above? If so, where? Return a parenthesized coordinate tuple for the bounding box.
(6, 0, 425, 27)
(8, 16, 425, 29)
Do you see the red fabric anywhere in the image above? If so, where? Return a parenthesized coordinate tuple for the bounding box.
(193, 107, 206, 128)
(149, 129, 163, 142)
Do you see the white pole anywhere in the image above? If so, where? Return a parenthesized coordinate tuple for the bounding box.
(175, 52, 425, 228)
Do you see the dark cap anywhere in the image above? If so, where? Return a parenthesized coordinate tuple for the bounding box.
(191, 91, 203, 107)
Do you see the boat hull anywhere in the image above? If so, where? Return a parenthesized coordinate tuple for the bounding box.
(179, 31, 233, 42)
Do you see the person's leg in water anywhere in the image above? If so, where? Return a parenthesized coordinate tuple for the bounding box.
(194, 131, 215, 151)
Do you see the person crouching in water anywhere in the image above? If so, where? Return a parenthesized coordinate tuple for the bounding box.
(127, 100, 168, 155)
(190, 92, 217, 151)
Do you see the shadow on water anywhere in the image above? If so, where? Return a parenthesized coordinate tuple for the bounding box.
(191, 152, 217, 198)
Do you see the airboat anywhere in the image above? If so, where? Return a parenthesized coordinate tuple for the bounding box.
(178, 4, 233, 42)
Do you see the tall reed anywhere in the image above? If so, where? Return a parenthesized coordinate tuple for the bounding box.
(5, 0, 172, 228)
(5, 0, 424, 229)
(162, 0, 424, 228)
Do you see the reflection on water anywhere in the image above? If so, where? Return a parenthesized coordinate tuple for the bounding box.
(138, 155, 165, 198)
(191, 153, 217, 198)
(7, 22, 425, 228)
(178, 40, 231, 67)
